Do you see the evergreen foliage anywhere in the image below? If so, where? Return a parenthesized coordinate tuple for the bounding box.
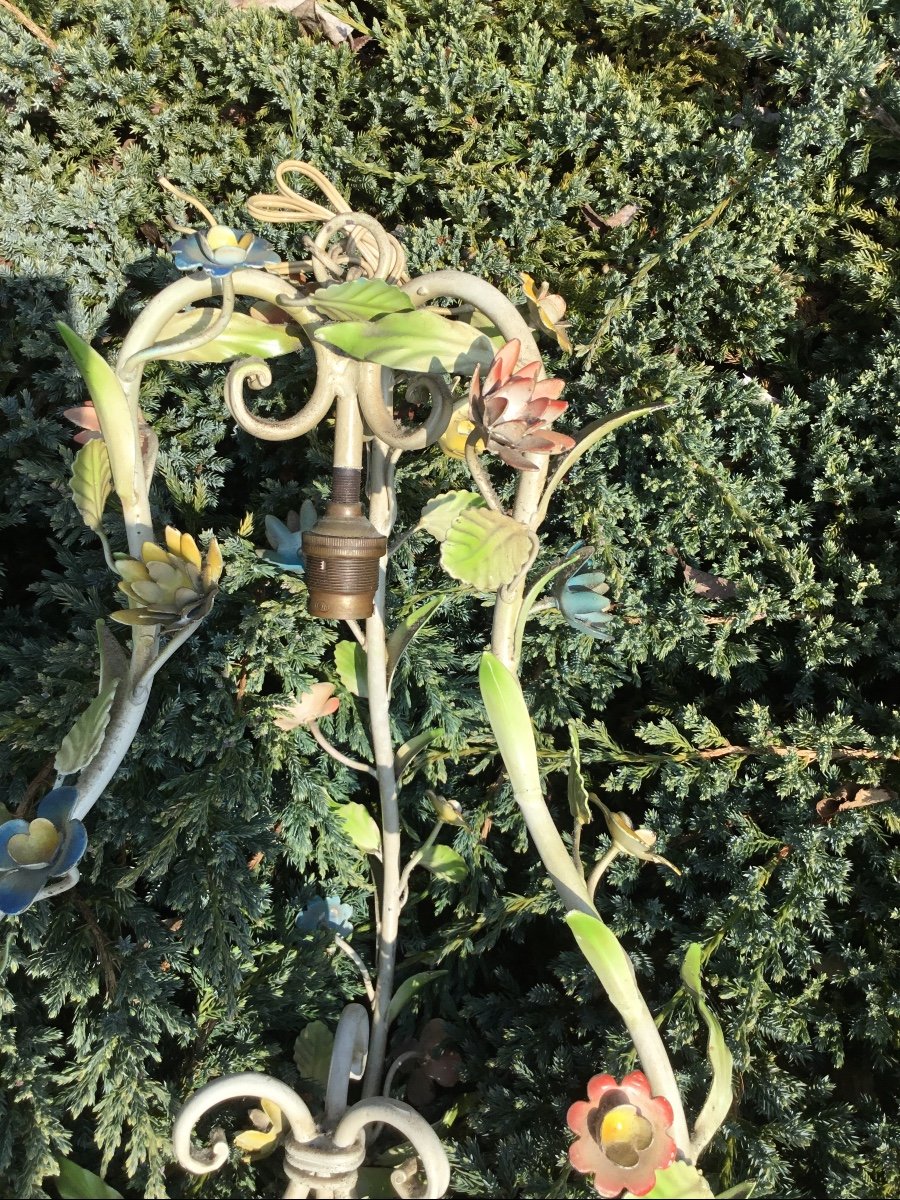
(1, 1, 899, 1196)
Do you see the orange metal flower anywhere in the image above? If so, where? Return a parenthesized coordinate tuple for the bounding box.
(567, 1071, 676, 1197)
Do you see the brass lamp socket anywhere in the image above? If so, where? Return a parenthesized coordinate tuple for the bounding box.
(302, 468, 387, 619)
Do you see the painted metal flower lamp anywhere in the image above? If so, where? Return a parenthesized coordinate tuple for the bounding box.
(7, 160, 745, 1199)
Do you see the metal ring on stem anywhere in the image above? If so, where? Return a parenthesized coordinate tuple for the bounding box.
(324, 1003, 370, 1125)
(172, 1072, 318, 1177)
(355, 363, 454, 451)
(334, 1097, 451, 1199)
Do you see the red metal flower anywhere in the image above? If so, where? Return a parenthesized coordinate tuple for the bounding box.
(567, 1071, 676, 1198)
(467, 339, 575, 470)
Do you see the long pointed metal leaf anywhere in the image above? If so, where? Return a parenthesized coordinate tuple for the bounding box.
(681, 943, 734, 1159)
(57, 323, 138, 506)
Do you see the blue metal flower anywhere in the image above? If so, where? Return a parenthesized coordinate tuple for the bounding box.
(554, 549, 613, 641)
(260, 503, 317, 574)
(170, 224, 280, 278)
(296, 894, 354, 938)
(0, 787, 87, 917)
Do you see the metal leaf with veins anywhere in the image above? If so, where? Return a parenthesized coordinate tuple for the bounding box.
(440, 508, 536, 592)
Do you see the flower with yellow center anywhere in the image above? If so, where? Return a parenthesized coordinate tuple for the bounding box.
(567, 1071, 676, 1197)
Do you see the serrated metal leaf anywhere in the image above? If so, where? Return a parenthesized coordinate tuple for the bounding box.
(70, 439, 112, 532)
(440, 508, 535, 591)
(54, 677, 119, 776)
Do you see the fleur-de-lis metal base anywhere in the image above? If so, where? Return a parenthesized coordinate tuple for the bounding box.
(172, 1004, 451, 1199)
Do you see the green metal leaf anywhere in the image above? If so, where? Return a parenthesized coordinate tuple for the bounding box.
(565, 910, 647, 1021)
(715, 1184, 756, 1198)
(386, 595, 446, 692)
(441, 508, 536, 592)
(308, 278, 414, 322)
(334, 801, 381, 855)
(681, 943, 734, 1158)
(387, 969, 448, 1025)
(154, 309, 303, 362)
(478, 652, 542, 804)
(95, 620, 128, 695)
(53, 1157, 122, 1200)
(536, 403, 666, 526)
(568, 722, 592, 826)
(293, 1020, 334, 1089)
(335, 640, 368, 697)
(419, 844, 467, 883)
(624, 1162, 714, 1199)
(54, 677, 119, 777)
(315, 310, 496, 375)
(394, 729, 441, 779)
(419, 490, 485, 542)
(355, 1167, 397, 1199)
(56, 323, 138, 507)
(70, 439, 112, 532)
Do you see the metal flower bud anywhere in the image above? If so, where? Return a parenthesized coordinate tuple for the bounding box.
(302, 468, 387, 620)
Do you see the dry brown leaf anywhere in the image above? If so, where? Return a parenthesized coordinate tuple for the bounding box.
(817, 784, 896, 822)
(683, 564, 738, 601)
(582, 202, 640, 230)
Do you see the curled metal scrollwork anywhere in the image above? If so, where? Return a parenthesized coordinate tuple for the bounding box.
(172, 1004, 451, 1199)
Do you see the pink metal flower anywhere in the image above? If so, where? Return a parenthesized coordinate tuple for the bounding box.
(467, 339, 575, 470)
(567, 1071, 676, 1198)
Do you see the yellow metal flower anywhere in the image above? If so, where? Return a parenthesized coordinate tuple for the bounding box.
(520, 272, 573, 353)
(439, 399, 484, 460)
(111, 526, 223, 631)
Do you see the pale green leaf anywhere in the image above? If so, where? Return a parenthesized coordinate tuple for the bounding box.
(387, 969, 448, 1024)
(715, 1184, 755, 1198)
(335, 640, 368, 697)
(419, 490, 485, 542)
(95, 620, 128, 694)
(624, 1162, 714, 1199)
(154, 309, 303, 362)
(536, 403, 667, 526)
(308, 278, 414, 322)
(335, 801, 381, 855)
(56, 323, 138, 506)
(394, 729, 440, 779)
(568, 723, 592, 826)
(681, 943, 734, 1157)
(54, 677, 119, 776)
(565, 910, 646, 1019)
(419, 844, 467, 883)
(54, 1157, 122, 1200)
(70, 439, 112, 532)
(315, 310, 496, 375)
(293, 1020, 334, 1088)
(478, 652, 542, 804)
(441, 508, 536, 592)
(386, 595, 446, 691)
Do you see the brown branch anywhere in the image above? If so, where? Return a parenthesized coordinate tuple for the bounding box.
(14, 756, 56, 819)
(0, 0, 57, 51)
(697, 743, 900, 764)
(68, 894, 119, 1000)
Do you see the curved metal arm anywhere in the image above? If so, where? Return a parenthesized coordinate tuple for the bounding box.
(334, 1097, 451, 1199)
(356, 363, 454, 451)
(324, 1003, 369, 1125)
(118, 274, 236, 380)
(173, 1072, 318, 1177)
